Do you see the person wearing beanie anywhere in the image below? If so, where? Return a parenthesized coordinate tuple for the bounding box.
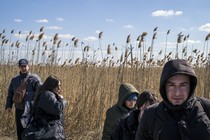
(135, 59, 210, 140)
(5, 58, 42, 140)
(111, 90, 158, 140)
(102, 83, 139, 140)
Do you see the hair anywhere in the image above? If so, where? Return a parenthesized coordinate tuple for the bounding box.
(34, 75, 61, 105)
(136, 90, 158, 109)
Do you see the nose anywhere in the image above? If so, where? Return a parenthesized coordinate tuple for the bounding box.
(174, 87, 181, 96)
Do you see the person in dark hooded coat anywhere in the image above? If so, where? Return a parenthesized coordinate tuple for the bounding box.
(135, 59, 210, 140)
(102, 83, 139, 140)
(111, 90, 158, 140)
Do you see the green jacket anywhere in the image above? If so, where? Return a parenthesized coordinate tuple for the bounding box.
(102, 83, 139, 140)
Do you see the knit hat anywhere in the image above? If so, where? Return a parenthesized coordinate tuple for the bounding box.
(126, 93, 138, 101)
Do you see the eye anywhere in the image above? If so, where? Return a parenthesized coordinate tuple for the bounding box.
(166, 83, 174, 87)
(180, 83, 188, 87)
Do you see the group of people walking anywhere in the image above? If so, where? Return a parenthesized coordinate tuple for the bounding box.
(102, 83, 158, 140)
(5, 58, 67, 140)
(102, 59, 210, 140)
(5, 58, 210, 140)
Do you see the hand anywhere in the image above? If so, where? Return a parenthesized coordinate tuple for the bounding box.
(5, 108, 12, 113)
(57, 94, 64, 99)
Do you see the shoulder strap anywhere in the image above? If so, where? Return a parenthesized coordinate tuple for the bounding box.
(197, 97, 210, 119)
(23, 74, 30, 83)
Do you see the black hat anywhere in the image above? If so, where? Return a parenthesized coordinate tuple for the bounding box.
(19, 59, 28, 66)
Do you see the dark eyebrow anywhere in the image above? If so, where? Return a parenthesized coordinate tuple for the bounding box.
(166, 81, 189, 85)
(166, 81, 173, 85)
(180, 81, 189, 84)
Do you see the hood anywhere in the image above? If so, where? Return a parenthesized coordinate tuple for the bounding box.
(117, 83, 139, 109)
(159, 59, 197, 110)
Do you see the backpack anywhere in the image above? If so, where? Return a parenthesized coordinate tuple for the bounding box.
(13, 75, 30, 104)
(197, 97, 210, 119)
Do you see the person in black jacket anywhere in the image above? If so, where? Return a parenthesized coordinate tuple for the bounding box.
(24, 75, 67, 140)
(111, 90, 158, 140)
(5, 58, 41, 140)
(102, 83, 139, 140)
(135, 59, 210, 140)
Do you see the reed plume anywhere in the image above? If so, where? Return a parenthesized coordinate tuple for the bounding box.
(107, 44, 111, 55)
(11, 30, 14, 34)
(98, 31, 104, 60)
(126, 34, 131, 44)
(40, 27, 44, 32)
(98, 31, 103, 39)
(205, 33, 210, 41)
(38, 33, 44, 41)
(74, 39, 79, 48)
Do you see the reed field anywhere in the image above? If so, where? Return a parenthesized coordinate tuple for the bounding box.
(0, 63, 210, 140)
(0, 28, 210, 139)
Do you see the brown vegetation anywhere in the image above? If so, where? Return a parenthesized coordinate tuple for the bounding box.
(0, 27, 210, 139)
(0, 63, 210, 139)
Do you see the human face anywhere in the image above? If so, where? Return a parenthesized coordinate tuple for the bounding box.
(139, 101, 151, 111)
(124, 99, 137, 109)
(19, 65, 29, 73)
(165, 74, 190, 105)
(138, 101, 151, 119)
(53, 81, 62, 94)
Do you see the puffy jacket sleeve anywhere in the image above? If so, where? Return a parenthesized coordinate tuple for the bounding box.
(5, 78, 15, 109)
(110, 119, 124, 140)
(135, 105, 157, 140)
(102, 108, 117, 140)
(37, 91, 67, 115)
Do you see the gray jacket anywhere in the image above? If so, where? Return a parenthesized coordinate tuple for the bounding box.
(6, 72, 41, 110)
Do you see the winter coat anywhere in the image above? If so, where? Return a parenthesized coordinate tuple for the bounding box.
(135, 59, 210, 140)
(102, 83, 139, 140)
(111, 109, 140, 140)
(6, 72, 41, 110)
(32, 90, 68, 140)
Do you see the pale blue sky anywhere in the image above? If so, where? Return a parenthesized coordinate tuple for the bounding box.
(1, 0, 210, 62)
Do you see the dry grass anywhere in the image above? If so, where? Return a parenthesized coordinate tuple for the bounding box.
(0, 63, 210, 140)
(1, 27, 210, 140)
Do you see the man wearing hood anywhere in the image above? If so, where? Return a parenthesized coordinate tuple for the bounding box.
(135, 59, 210, 140)
(102, 83, 139, 140)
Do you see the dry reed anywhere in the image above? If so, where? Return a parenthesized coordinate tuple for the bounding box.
(0, 63, 210, 139)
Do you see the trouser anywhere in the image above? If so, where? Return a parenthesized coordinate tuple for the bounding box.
(15, 109, 24, 140)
